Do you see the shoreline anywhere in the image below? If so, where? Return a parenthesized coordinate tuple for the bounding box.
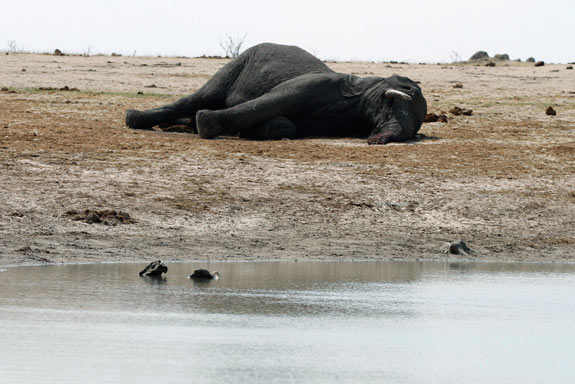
(3, 256, 575, 270)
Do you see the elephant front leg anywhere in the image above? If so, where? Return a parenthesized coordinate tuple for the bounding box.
(195, 86, 309, 139)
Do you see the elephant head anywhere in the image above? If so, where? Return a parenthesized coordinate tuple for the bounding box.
(359, 75, 427, 145)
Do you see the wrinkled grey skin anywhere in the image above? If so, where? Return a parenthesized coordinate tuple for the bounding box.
(126, 43, 427, 144)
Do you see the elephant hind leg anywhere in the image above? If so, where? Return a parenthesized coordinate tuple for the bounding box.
(239, 117, 299, 140)
(125, 109, 155, 130)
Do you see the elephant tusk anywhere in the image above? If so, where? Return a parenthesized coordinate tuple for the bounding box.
(385, 89, 412, 101)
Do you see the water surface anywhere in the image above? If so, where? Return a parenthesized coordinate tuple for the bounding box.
(1, 261, 574, 383)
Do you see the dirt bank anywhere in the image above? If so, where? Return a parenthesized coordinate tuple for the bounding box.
(1, 54, 574, 266)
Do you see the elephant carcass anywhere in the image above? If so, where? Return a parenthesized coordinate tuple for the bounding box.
(126, 43, 427, 145)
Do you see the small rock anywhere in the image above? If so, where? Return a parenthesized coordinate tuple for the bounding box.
(54, 49, 64, 56)
(546, 106, 557, 116)
(485, 61, 496, 67)
(526, 57, 536, 63)
(449, 240, 474, 255)
(86, 211, 101, 224)
(449, 106, 473, 116)
(453, 83, 463, 89)
(534, 61, 545, 67)
(449, 106, 463, 115)
(111, 52, 122, 57)
(566, 66, 573, 70)
(137, 91, 144, 95)
(424, 113, 448, 123)
(22, 68, 26, 72)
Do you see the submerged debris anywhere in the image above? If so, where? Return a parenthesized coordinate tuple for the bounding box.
(139, 260, 168, 277)
(189, 269, 220, 280)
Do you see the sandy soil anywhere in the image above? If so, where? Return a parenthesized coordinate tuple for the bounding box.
(1, 53, 574, 266)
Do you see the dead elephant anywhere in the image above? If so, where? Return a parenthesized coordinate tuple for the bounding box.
(126, 43, 427, 145)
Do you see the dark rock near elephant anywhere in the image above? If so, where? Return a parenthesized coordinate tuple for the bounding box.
(139, 260, 168, 277)
(189, 269, 220, 280)
(125, 43, 427, 145)
(424, 113, 448, 123)
(469, 51, 489, 61)
(566, 66, 573, 70)
(546, 106, 557, 116)
(534, 61, 545, 67)
(449, 240, 474, 255)
(449, 106, 473, 116)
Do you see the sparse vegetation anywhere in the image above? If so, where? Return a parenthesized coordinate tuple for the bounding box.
(219, 32, 248, 58)
(450, 50, 461, 63)
(6, 39, 20, 53)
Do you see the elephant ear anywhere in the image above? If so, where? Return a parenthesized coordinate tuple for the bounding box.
(340, 75, 382, 98)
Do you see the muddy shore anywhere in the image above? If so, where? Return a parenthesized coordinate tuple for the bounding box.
(1, 54, 574, 266)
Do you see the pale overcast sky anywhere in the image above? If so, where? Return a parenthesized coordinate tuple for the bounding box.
(1, 0, 573, 62)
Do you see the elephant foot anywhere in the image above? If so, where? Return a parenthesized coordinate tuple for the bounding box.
(125, 109, 155, 130)
(196, 110, 225, 139)
(367, 131, 393, 145)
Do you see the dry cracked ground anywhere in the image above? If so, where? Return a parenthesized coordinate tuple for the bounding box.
(0, 53, 574, 266)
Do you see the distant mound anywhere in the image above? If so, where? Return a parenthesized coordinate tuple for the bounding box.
(468, 51, 515, 63)
(494, 53, 510, 61)
(469, 51, 489, 61)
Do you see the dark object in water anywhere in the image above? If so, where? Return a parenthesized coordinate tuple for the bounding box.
(449, 240, 474, 255)
(139, 260, 168, 277)
(189, 269, 220, 280)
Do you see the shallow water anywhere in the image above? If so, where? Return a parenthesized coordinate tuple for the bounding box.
(1, 261, 574, 383)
